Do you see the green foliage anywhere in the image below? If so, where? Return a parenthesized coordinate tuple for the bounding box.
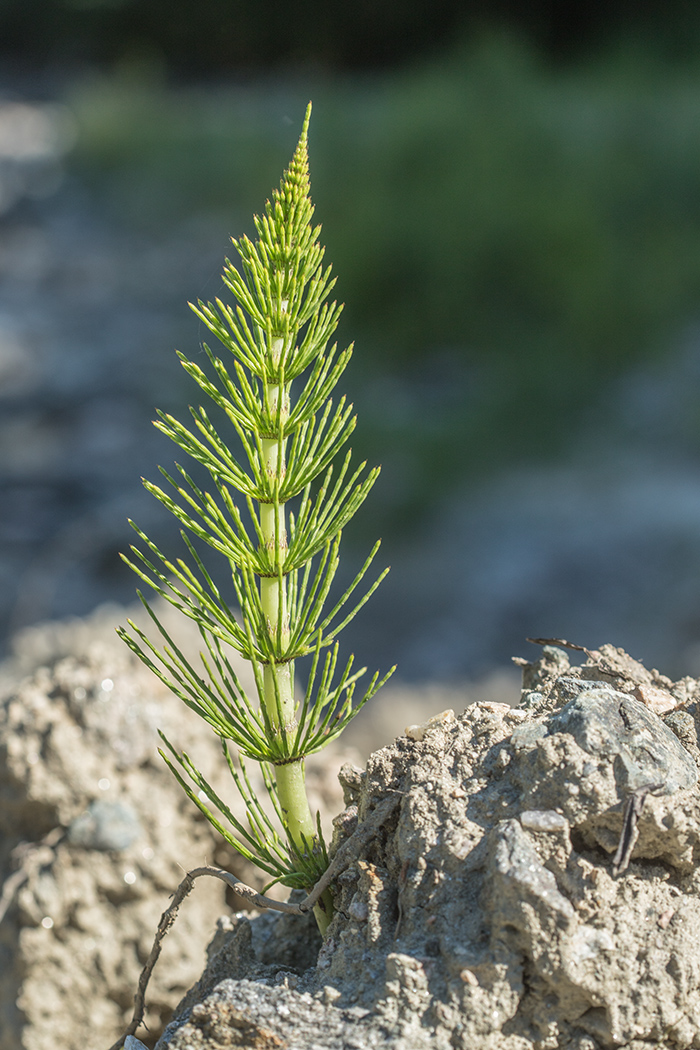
(118, 106, 392, 921)
(70, 34, 700, 524)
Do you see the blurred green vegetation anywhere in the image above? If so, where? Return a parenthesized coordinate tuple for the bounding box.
(65, 33, 700, 529)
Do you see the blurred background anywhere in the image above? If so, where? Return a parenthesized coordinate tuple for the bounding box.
(3, 0, 700, 683)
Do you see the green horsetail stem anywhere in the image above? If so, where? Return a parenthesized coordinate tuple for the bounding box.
(119, 103, 393, 935)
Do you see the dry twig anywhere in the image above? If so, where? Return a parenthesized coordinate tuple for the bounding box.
(108, 793, 400, 1050)
(611, 783, 665, 876)
(526, 637, 593, 654)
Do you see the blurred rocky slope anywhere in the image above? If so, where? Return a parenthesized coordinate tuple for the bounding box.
(0, 602, 352, 1049)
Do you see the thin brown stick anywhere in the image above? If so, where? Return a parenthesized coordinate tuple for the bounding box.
(106, 865, 300, 1050)
(187, 867, 309, 914)
(298, 793, 400, 913)
(106, 868, 196, 1050)
(109, 791, 401, 1050)
(611, 782, 665, 876)
(526, 637, 592, 654)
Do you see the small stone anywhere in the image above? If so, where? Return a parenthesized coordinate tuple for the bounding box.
(443, 826, 473, 861)
(348, 898, 368, 922)
(556, 677, 593, 702)
(568, 924, 615, 961)
(520, 810, 569, 833)
(521, 690, 545, 709)
(664, 710, 699, 755)
(405, 724, 427, 742)
(405, 709, 455, 741)
(459, 968, 479, 986)
(67, 800, 141, 852)
(510, 722, 548, 752)
(337, 763, 364, 807)
(490, 819, 575, 920)
(633, 684, 678, 716)
(658, 908, 675, 929)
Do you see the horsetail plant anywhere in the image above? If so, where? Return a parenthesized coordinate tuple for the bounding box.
(118, 104, 394, 934)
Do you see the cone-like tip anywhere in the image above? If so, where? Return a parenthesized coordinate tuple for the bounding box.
(301, 101, 312, 142)
(293, 102, 312, 170)
(278, 103, 313, 205)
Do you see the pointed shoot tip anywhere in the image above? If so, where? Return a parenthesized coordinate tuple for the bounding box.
(301, 101, 312, 142)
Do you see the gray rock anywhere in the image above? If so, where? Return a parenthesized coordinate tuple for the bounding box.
(67, 800, 141, 851)
(489, 817, 576, 921)
(549, 688, 698, 794)
(520, 809, 569, 832)
(665, 708, 700, 768)
(165, 979, 367, 1050)
(510, 720, 547, 752)
(158, 649, 700, 1050)
(124, 1038, 149, 1050)
(554, 675, 603, 703)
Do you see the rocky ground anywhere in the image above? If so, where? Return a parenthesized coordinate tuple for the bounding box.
(154, 641, 700, 1050)
(4, 605, 700, 1048)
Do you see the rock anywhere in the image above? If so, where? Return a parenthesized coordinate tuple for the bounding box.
(6, 608, 700, 1049)
(157, 643, 700, 1050)
(665, 708, 700, 767)
(0, 605, 237, 1050)
(167, 980, 353, 1050)
(67, 800, 142, 851)
(632, 683, 678, 715)
(548, 688, 698, 795)
(489, 817, 575, 922)
(404, 708, 455, 742)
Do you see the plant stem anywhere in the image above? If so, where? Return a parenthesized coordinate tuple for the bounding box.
(259, 378, 334, 933)
(121, 116, 391, 940)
